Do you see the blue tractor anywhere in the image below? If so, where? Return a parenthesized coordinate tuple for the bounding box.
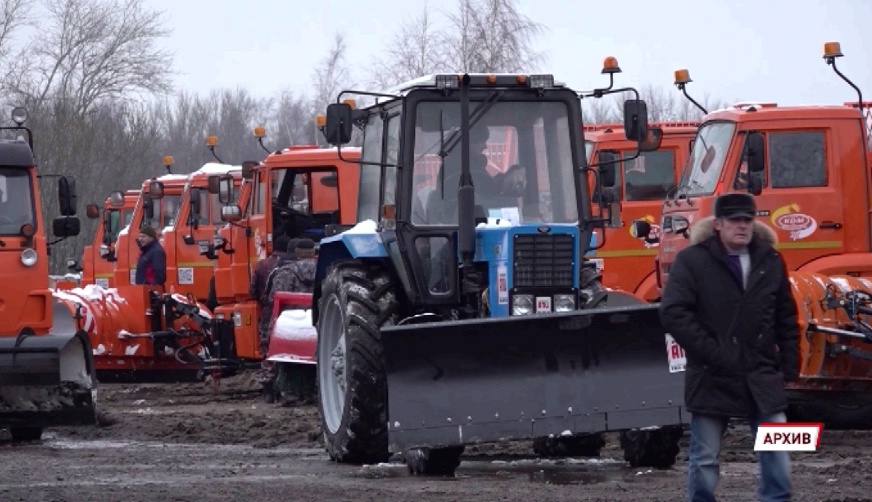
(311, 68, 686, 475)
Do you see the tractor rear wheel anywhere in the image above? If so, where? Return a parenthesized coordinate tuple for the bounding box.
(404, 446, 465, 476)
(9, 426, 43, 441)
(620, 425, 683, 469)
(316, 260, 397, 465)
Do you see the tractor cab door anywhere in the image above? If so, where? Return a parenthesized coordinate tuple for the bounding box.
(730, 126, 843, 267)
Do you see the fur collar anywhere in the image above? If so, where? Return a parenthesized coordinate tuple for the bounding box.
(688, 215, 778, 247)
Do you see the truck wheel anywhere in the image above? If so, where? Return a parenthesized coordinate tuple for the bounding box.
(533, 434, 605, 457)
(316, 259, 397, 465)
(404, 446, 465, 476)
(9, 427, 43, 441)
(620, 425, 683, 469)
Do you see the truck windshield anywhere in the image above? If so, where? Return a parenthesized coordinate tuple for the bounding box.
(0, 167, 35, 235)
(412, 100, 578, 226)
(680, 121, 736, 196)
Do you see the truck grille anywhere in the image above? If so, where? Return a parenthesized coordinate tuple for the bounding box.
(512, 233, 575, 287)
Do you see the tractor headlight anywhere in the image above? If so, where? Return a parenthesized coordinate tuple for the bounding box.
(511, 294, 534, 315)
(553, 294, 576, 312)
(20, 248, 37, 267)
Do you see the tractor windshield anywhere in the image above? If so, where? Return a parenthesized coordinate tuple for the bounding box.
(412, 100, 578, 226)
(0, 167, 35, 235)
(679, 121, 736, 196)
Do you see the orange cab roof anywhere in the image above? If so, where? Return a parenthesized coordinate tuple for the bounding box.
(704, 101, 869, 124)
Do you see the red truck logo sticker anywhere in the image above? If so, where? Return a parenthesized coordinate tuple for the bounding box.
(771, 203, 817, 240)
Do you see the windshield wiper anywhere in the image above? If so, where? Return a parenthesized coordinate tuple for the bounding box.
(438, 90, 503, 159)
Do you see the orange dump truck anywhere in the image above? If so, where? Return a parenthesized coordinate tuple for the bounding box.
(70, 190, 139, 289)
(584, 122, 698, 300)
(636, 41, 872, 426)
(0, 106, 96, 440)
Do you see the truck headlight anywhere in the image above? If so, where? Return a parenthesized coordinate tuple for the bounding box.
(511, 294, 533, 315)
(232, 311, 242, 327)
(553, 294, 576, 312)
(21, 248, 37, 267)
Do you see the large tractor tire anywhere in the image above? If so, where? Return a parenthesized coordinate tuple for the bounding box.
(9, 427, 43, 441)
(620, 425, 684, 469)
(316, 260, 396, 465)
(404, 446, 465, 476)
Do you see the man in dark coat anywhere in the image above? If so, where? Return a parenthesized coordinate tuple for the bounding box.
(134, 226, 166, 286)
(660, 192, 799, 502)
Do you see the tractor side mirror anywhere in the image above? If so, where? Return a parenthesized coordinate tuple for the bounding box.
(623, 99, 650, 143)
(241, 161, 257, 180)
(596, 151, 619, 187)
(217, 175, 234, 204)
(207, 175, 221, 194)
(52, 216, 81, 237)
(639, 127, 664, 152)
(221, 204, 242, 223)
(109, 191, 125, 207)
(148, 180, 165, 199)
(320, 173, 338, 188)
(58, 176, 77, 216)
(85, 203, 100, 219)
(190, 187, 202, 218)
(324, 102, 353, 145)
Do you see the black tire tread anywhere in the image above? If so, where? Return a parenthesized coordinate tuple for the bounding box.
(620, 425, 683, 469)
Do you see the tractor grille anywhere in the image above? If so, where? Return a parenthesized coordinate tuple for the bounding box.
(512, 233, 575, 287)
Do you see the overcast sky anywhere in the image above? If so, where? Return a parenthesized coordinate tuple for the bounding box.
(145, 0, 871, 108)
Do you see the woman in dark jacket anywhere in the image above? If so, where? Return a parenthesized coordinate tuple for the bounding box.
(660, 193, 799, 502)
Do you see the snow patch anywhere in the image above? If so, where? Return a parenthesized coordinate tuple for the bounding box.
(156, 173, 190, 182)
(124, 344, 140, 356)
(195, 162, 240, 175)
(273, 309, 315, 340)
(93, 344, 106, 355)
(476, 217, 515, 228)
(342, 219, 378, 234)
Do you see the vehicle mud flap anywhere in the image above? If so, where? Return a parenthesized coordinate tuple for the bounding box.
(380, 304, 687, 453)
(0, 328, 97, 428)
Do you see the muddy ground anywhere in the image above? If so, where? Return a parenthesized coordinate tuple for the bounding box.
(1, 373, 870, 502)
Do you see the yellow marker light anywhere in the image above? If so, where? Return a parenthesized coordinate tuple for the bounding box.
(674, 69, 692, 85)
(343, 99, 356, 109)
(602, 56, 621, 74)
(516, 74, 527, 84)
(253, 126, 266, 138)
(162, 155, 173, 166)
(486, 74, 496, 84)
(315, 114, 326, 127)
(206, 135, 218, 146)
(823, 41, 843, 59)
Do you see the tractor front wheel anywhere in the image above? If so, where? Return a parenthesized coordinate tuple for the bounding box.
(316, 260, 397, 465)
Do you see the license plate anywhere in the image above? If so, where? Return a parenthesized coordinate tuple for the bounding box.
(665, 333, 686, 373)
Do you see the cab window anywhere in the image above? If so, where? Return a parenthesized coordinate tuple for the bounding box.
(733, 130, 827, 189)
(621, 150, 676, 201)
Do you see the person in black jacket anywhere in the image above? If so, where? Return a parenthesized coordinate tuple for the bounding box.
(134, 226, 166, 286)
(660, 192, 799, 502)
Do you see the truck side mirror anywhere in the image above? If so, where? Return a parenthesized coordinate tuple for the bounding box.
(85, 203, 100, 219)
(207, 175, 221, 194)
(217, 175, 234, 204)
(324, 102, 353, 145)
(190, 187, 202, 217)
(597, 151, 619, 187)
(221, 204, 242, 222)
(53, 216, 81, 237)
(639, 127, 664, 152)
(148, 180, 165, 199)
(58, 176, 77, 216)
(746, 131, 765, 173)
(623, 99, 650, 143)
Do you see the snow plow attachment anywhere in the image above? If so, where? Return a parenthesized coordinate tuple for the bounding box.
(380, 303, 687, 452)
(0, 302, 97, 432)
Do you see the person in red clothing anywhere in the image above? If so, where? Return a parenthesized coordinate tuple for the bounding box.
(134, 226, 166, 286)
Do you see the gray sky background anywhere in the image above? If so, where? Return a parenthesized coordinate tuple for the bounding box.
(145, 0, 871, 108)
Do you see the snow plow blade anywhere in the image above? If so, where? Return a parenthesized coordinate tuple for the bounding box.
(266, 292, 316, 365)
(380, 303, 687, 452)
(0, 332, 97, 428)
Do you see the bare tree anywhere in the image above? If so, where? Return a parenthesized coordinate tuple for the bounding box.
(442, 0, 546, 73)
(368, 6, 447, 89)
(310, 31, 359, 145)
(5, 0, 174, 116)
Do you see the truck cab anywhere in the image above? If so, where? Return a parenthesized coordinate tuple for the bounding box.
(585, 122, 697, 300)
(75, 190, 138, 289)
